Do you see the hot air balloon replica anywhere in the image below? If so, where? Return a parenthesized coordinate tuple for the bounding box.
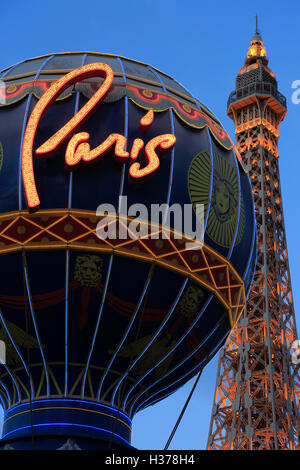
(0, 52, 256, 449)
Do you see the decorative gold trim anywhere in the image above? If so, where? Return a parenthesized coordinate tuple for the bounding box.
(0, 209, 246, 329)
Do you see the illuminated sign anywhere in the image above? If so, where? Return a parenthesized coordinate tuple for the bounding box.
(22, 63, 176, 211)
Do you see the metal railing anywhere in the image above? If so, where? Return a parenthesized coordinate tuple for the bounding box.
(228, 82, 287, 109)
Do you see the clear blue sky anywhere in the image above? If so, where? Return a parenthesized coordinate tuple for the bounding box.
(1, 0, 300, 450)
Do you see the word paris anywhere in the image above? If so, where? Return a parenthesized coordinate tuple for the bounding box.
(21, 63, 176, 211)
(96, 197, 204, 251)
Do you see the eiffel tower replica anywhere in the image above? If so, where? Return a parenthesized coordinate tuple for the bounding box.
(207, 20, 300, 450)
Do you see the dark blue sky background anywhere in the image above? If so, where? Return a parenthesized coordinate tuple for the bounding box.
(0, 0, 299, 450)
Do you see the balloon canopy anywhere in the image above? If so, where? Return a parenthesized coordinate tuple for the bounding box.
(0, 52, 256, 449)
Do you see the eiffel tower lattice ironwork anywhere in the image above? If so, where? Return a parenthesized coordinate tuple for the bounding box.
(207, 27, 300, 450)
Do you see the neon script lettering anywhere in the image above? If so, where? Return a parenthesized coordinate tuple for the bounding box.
(21, 63, 176, 211)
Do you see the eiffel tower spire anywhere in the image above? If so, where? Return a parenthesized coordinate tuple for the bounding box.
(207, 26, 300, 450)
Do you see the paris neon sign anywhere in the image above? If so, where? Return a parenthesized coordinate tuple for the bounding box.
(22, 63, 176, 211)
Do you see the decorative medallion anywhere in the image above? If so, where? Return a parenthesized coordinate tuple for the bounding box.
(188, 150, 245, 248)
(178, 285, 204, 318)
(74, 255, 103, 288)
